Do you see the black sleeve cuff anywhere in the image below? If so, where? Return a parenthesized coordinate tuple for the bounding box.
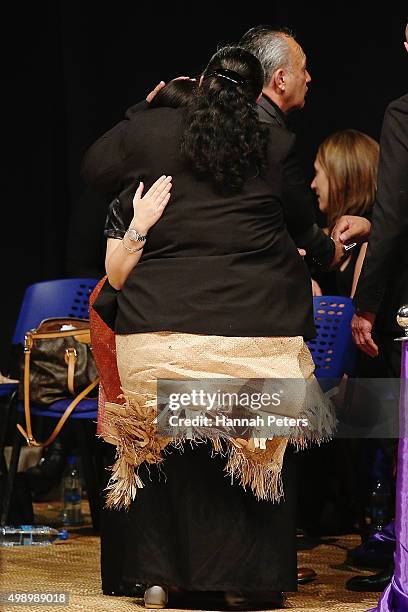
(300, 224, 335, 271)
(104, 197, 126, 239)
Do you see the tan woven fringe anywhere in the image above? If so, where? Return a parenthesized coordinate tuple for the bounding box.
(100, 332, 336, 510)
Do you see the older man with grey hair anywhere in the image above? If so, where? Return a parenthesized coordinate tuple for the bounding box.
(240, 26, 311, 118)
(239, 26, 371, 275)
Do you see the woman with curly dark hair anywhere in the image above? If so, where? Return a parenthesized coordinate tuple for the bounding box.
(83, 46, 333, 610)
(181, 47, 267, 194)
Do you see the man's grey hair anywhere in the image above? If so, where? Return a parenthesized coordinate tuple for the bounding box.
(239, 26, 296, 86)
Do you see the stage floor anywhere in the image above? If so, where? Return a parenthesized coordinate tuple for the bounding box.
(0, 500, 379, 611)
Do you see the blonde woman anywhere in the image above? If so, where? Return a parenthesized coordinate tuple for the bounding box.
(311, 129, 379, 297)
(305, 130, 380, 542)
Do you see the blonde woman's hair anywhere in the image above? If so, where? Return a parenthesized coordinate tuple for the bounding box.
(316, 129, 379, 230)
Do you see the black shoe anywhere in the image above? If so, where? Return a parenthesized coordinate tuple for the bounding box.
(103, 582, 145, 597)
(167, 590, 284, 611)
(346, 566, 394, 592)
(25, 440, 66, 497)
(167, 590, 225, 610)
(224, 590, 285, 610)
(346, 541, 395, 569)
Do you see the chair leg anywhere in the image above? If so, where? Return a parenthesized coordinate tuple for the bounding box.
(77, 421, 100, 532)
(0, 390, 17, 476)
(1, 411, 24, 525)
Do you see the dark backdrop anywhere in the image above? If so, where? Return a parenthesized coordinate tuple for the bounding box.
(1, 2, 406, 372)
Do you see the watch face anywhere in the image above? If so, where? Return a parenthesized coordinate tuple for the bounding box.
(127, 229, 137, 241)
(127, 228, 146, 241)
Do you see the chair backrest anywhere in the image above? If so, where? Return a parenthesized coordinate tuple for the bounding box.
(12, 278, 99, 345)
(307, 296, 356, 378)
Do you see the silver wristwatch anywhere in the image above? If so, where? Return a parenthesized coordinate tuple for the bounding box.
(126, 228, 147, 242)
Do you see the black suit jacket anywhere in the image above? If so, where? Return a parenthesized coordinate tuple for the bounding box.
(99, 95, 335, 271)
(353, 94, 408, 333)
(82, 106, 316, 339)
(257, 95, 335, 271)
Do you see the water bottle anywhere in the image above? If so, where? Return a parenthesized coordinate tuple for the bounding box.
(0, 525, 68, 547)
(368, 449, 392, 534)
(369, 478, 391, 533)
(60, 455, 83, 525)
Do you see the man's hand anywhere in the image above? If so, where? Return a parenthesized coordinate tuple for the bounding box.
(311, 279, 322, 296)
(332, 215, 371, 245)
(351, 311, 379, 357)
(146, 77, 194, 104)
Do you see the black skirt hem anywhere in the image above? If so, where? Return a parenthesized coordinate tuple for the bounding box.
(121, 574, 298, 593)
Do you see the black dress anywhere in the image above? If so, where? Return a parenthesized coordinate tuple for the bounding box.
(102, 442, 297, 593)
(314, 246, 360, 298)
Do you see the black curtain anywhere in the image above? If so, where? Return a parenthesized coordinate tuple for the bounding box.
(2, 2, 406, 372)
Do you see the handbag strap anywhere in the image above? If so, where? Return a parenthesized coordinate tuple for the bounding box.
(65, 348, 77, 395)
(33, 329, 91, 340)
(17, 346, 100, 448)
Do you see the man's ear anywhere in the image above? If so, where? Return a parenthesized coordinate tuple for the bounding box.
(404, 41, 408, 53)
(273, 68, 285, 92)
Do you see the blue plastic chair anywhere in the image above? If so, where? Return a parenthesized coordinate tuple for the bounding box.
(12, 279, 97, 344)
(0, 384, 18, 398)
(307, 296, 356, 381)
(1, 278, 101, 529)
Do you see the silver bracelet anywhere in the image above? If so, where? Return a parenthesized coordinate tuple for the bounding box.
(121, 239, 145, 253)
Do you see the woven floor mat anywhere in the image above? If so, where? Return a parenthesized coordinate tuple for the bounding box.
(0, 502, 379, 611)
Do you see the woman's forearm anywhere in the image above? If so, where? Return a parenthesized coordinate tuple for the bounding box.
(105, 235, 145, 290)
(104, 175, 172, 289)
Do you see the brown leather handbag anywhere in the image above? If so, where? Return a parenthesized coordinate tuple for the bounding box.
(17, 318, 100, 448)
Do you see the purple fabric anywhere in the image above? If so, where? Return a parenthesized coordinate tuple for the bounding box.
(370, 520, 396, 546)
(370, 339, 408, 611)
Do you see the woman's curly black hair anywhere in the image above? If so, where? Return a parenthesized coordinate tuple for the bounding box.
(181, 46, 268, 195)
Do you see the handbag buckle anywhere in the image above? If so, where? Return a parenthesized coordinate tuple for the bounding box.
(24, 332, 33, 352)
(64, 347, 78, 364)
